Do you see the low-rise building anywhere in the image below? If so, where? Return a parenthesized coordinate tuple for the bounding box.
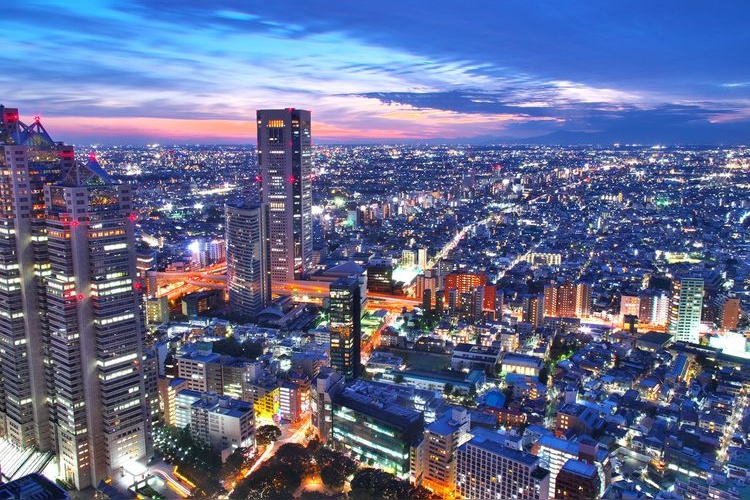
(451, 343, 501, 372)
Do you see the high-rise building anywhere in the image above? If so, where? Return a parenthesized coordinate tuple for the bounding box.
(639, 290, 670, 326)
(543, 284, 558, 318)
(523, 294, 545, 330)
(668, 277, 704, 344)
(45, 157, 150, 489)
(543, 281, 590, 319)
(557, 282, 577, 318)
(329, 277, 361, 380)
(225, 202, 270, 319)
(257, 109, 312, 284)
(0, 108, 74, 452)
(575, 282, 592, 318)
(457, 428, 550, 500)
(417, 247, 428, 269)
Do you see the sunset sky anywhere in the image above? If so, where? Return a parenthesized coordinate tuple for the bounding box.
(2, 1, 749, 144)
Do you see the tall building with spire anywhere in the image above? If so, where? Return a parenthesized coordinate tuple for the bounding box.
(1, 106, 150, 490)
(256, 109, 313, 284)
(0, 106, 74, 451)
(45, 155, 149, 489)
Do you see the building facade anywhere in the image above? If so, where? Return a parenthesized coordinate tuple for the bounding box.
(45, 157, 150, 489)
(329, 277, 361, 380)
(668, 276, 704, 344)
(225, 202, 270, 319)
(457, 430, 550, 500)
(257, 109, 312, 284)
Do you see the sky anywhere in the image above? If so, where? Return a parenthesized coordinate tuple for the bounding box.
(2, 1, 749, 144)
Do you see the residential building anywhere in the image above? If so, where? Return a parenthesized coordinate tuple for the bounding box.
(554, 459, 601, 500)
(189, 393, 254, 454)
(457, 428, 550, 500)
(668, 276, 704, 344)
(423, 408, 471, 494)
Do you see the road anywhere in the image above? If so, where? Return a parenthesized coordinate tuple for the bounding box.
(148, 461, 192, 498)
(247, 413, 312, 477)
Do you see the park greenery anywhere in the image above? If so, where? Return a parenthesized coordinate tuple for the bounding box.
(256, 425, 282, 447)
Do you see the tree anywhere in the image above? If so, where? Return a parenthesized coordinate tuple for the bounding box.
(393, 373, 405, 384)
(256, 425, 281, 446)
(443, 383, 454, 396)
(223, 447, 247, 480)
(350, 469, 415, 500)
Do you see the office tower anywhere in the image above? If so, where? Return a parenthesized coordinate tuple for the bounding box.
(457, 428, 550, 500)
(45, 157, 149, 489)
(366, 258, 393, 293)
(329, 277, 361, 380)
(423, 408, 470, 495)
(554, 460, 601, 500)
(225, 202, 270, 319)
(331, 382, 424, 481)
(668, 277, 704, 344)
(575, 282, 592, 317)
(523, 294, 545, 330)
(256, 109, 312, 284)
(0, 108, 74, 451)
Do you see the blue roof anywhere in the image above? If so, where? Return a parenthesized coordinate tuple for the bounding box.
(561, 459, 598, 478)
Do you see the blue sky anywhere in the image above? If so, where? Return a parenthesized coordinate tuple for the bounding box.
(1, 0, 749, 143)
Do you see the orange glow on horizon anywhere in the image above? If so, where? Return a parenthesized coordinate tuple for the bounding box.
(40, 115, 485, 142)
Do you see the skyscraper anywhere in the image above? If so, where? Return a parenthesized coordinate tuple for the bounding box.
(668, 276, 704, 344)
(225, 202, 270, 318)
(0, 107, 74, 451)
(329, 276, 361, 380)
(257, 109, 312, 284)
(45, 156, 150, 489)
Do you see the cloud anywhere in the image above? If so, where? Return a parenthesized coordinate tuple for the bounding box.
(1, 0, 748, 143)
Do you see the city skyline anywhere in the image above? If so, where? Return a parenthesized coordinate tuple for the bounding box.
(3, 1, 750, 145)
